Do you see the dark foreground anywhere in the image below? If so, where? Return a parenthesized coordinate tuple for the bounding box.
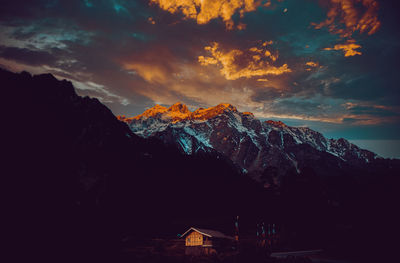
(119, 238, 356, 263)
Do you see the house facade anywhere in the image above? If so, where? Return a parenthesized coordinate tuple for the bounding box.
(181, 227, 234, 256)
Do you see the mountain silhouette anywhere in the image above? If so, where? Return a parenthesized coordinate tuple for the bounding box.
(2, 68, 399, 262)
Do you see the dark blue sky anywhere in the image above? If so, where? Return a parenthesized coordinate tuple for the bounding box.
(0, 0, 399, 157)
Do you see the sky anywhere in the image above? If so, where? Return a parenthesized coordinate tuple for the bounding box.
(0, 0, 399, 158)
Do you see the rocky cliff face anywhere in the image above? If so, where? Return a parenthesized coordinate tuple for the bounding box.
(123, 102, 378, 184)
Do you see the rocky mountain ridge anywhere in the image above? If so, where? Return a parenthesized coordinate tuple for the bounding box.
(122, 102, 378, 184)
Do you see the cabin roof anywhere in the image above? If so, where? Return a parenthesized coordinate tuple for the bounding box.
(180, 227, 234, 240)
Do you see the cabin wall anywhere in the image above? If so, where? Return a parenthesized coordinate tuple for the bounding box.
(185, 231, 203, 246)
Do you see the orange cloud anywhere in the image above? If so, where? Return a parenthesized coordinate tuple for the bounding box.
(313, 0, 381, 38)
(324, 42, 362, 57)
(313, 0, 380, 57)
(305, 61, 320, 71)
(124, 63, 168, 83)
(342, 101, 394, 111)
(306, 61, 318, 67)
(148, 17, 156, 24)
(150, 0, 278, 30)
(198, 42, 291, 80)
(257, 113, 345, 124)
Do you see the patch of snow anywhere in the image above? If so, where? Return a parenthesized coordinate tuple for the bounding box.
(227, 117, 261, 149)
(183, 126, 213, 148)
(177, 134, 193, 154)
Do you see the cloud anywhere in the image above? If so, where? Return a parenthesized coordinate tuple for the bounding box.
(313, 0, 381, 57)
(256, 96, 400, 126)
(251, 88, 283, 102)
(305, 61, 320, 71)
(73, 80, 129, 105)
(124, 62, 169, 84)
(149, 0, 278, 30)
(0, 45, 58, 66)
(323, 41, 362, 56)
(119, 42, 291, 112)
(342, 101, 399, 117)
(198, 42, 291, 80)
(312, 0, 381, 38)
(305, 61, 318, 67)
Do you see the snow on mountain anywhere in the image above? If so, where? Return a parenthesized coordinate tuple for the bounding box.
(119, 103, 378, 183)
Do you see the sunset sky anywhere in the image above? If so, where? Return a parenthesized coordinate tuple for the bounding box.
(1, 0, 399, 157)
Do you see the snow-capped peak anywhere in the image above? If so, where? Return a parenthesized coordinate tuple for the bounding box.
(265, 120, 287, 127)
(168, 102, 190, 114)
(120, 103, 240, 124)
(120, 103, 378, 182)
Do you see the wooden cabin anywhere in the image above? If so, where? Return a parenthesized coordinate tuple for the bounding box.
(180, 227, 234, 256)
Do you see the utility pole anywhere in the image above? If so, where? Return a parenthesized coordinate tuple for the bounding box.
(234, 215, 239, 251)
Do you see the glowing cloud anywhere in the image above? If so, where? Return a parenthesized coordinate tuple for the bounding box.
(198, 42, 291, 80)
(150, 0, 276, 29)
(306, 61, 318, 67)
(305, 61, 320, 71)
(313, 0, 380, 56)
(124, 63, 168, 83)
(324, 42, 362, 57)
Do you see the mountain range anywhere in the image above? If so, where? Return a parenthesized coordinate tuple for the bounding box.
(2, 68, 399, 261)
(120, 102, 379, 185)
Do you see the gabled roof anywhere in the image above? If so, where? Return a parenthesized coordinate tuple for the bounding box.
(180, 227, 234, 240)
